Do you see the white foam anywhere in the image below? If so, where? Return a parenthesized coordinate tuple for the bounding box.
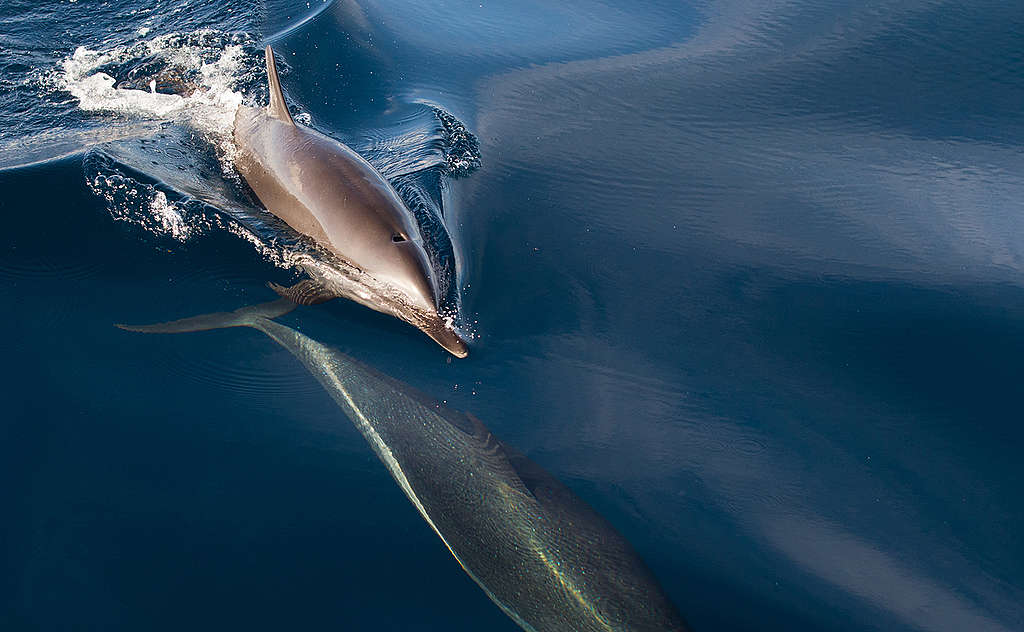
(149, 191, 194, 241)
(57, 33, 245, 145)
(66, 66, 187, 117)
(86, 172, 202, 242)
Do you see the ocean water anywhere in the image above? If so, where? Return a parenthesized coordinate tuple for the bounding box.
(2, 1, 1023, 631)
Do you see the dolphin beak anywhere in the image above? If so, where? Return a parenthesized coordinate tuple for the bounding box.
(428, 325, 470, 358)
(373, 240, 467, 357)
(390, 242, 469, 357)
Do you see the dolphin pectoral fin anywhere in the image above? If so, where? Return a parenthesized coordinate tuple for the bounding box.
(116, 297, 296, 334)
(267, 279, 337, 306)
(263, 45, 295, 125)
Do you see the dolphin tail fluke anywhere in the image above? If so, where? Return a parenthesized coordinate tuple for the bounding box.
(115, 297, 296, 334)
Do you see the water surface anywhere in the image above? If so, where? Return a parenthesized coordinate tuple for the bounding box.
(2, 1, 1023, 631)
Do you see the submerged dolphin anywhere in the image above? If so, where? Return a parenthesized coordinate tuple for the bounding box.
(119, 302, 691, 632)
(232, 46, 468, 357)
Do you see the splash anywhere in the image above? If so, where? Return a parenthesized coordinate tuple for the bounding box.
(63, 32, 261, 246)
(84, 152, 220, 243)
(433, 107, 482, 177)
(54, 31, 260, 153)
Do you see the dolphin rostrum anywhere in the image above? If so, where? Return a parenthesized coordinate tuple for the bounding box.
(232, 46, 468, 357)
(118, 302, 691, 632)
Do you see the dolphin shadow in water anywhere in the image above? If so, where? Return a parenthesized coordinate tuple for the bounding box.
(118, 300, 691, 632)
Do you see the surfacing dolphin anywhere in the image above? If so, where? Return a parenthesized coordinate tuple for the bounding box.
(118, 302, 691, 632)
(232, 45, 468, 357)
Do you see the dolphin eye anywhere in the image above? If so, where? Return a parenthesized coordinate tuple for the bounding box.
(392, 233, 407, 243)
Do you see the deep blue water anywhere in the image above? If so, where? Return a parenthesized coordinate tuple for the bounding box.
(3, 1, 1024, 631)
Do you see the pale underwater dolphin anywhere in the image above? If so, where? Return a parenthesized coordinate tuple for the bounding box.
(232, 46, 468, 358)
(118, 301, 692, 632)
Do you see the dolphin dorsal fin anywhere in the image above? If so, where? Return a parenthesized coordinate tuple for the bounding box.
(264, 45, 295, 125)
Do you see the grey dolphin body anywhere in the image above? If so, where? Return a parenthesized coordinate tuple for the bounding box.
(119, 302, 691, 632)
(232, 46, 468, 357)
